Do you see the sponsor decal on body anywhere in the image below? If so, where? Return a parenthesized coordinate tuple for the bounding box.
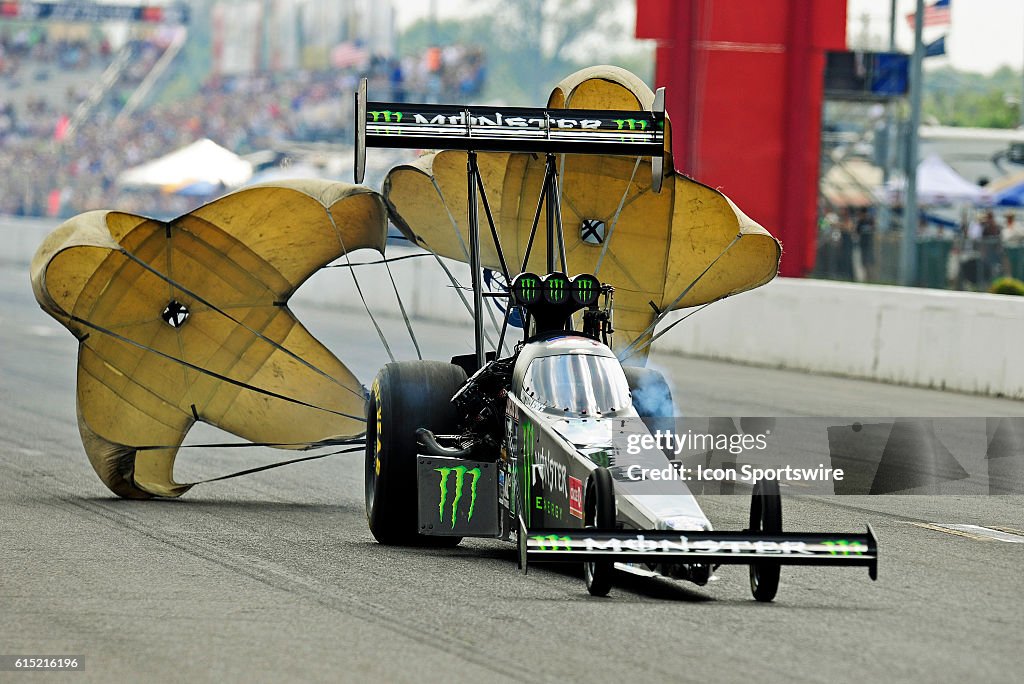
(569, 476, 583, 519)
(530, 447, 567, 496)
(502, 399, 517, 462)
(530, 447, 568, 520)
(498, 470, 508, 507)
(435, 465, 481, 528)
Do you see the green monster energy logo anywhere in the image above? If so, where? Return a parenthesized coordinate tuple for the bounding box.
(523, 421, 534, 526)
(369, 110, 404, 123)
(548, 278, 565, 302)
(577, 279, 593, 300)
(532, 534, 571, 551)
(520, 276, 537, 300)
(614, 118, 648, 131)
(436, 466, 480, 528)
(822, 540, 865, 556)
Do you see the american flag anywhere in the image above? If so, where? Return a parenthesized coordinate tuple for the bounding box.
(330, 41, 369, 70)
(906, 0, 952, 29)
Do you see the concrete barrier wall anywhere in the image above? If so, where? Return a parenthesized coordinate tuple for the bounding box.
(301, 249, 1024, 399)
(10, 215, 1024, 398)
(654, 278, 1024, 399)
(1, 217, 61, 266)
(297, 246, 482, 327)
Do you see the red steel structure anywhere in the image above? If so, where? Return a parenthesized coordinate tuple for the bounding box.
(636, 0, 848, 277)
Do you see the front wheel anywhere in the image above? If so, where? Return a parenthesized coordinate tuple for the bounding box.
(749, 478, 782, 602)
(584, 467, 616, 597)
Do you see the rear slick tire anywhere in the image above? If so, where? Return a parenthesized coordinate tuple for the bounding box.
(365, 360, 467, 545)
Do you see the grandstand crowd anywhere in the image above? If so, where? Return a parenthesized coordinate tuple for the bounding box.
(0, 26, 485, 218)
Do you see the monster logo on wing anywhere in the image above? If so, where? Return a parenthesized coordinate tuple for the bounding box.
(369, 110, 403, 123)
(614, 118, 648, 130)
(532, 534, 572, 552)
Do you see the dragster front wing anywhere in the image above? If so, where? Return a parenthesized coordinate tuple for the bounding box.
(521, 523, 878, 579)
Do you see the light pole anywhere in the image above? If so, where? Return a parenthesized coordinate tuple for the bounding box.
(878, 0, 899, 238)
(900, 0, 926, 286)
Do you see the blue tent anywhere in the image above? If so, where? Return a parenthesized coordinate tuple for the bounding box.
(994, 182, 1024, 207)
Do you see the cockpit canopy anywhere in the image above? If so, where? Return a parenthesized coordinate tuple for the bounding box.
(522, 352, 631, 416)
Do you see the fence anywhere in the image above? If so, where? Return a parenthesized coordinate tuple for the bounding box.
(814, 232, 1024, 291)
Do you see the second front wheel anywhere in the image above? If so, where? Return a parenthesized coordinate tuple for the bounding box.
(749, 478, 782, 602)
(584, 467, 616, 597)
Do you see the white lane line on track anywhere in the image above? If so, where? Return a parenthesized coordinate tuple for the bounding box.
(908, 522, 1024, 542)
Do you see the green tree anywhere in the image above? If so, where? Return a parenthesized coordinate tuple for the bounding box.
(923, 66, 1023, 129)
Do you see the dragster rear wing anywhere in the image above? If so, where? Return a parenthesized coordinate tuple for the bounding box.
(521, 524, 879, 579)
(354, 78, 667, 190)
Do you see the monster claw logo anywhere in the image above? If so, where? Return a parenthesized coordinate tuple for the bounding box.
(436, 465, 481, 528)
(614, 118, 648, 131)
(546, 277, 566, 303)
(822, 539, 866, 556)
(531, 534, 572, 551)
(369, 110, 403, 123)
(520, 276, 537, 301)
(573, 277, 596, 307)
(523, 420, 535, 525)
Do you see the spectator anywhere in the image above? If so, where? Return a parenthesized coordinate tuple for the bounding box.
(1001, 213, 1024, 245)
(979, 210, 1003, 281)
(966, 213, 983, 241)
(837, 208, 855, 280)
(1, 31, 486, 218)
(856, 207, 875, 281)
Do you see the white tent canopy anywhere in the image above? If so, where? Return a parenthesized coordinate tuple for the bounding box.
(117, 139, 253, 190)
(883, 153, 992, 206)
(243, 163, 324, 186)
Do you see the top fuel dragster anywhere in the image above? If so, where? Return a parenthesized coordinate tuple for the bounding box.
(357, 73, 877, 599)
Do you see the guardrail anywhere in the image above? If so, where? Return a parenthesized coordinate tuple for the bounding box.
(0, 217, 60, 266)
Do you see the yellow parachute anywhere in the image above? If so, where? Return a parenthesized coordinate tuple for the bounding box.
(31, 180, 386, 498)
(32, 67, 781, 499)
(382, 65, 781, 358)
